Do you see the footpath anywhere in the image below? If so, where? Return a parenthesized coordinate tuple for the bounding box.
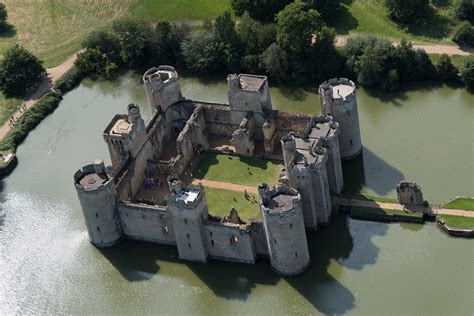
(192, 178, 474, 218)
(0, 53, 79, 141)
(335, 35, 473, 56)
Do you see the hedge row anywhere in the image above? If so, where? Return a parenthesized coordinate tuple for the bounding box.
(0, 92, 63, 151)
(53, 66, 86, 95)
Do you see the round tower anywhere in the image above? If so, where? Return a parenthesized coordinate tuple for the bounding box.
(259, 184, 310, 276)
(319, 78, 362, 160)
(74, 160, 122, 247)
(143, 65, 182, 113)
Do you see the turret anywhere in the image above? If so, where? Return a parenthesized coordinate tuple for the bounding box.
(319, 78, 362, 160)
(306, 116, 344, 194)
(282, 134, 332, 229)
(167, 177, 209, 263)
(143, 65, 182, 113)
(103, 103, 147, 167)
(259, 183, 310, 276)
(74, 160, 122, 247)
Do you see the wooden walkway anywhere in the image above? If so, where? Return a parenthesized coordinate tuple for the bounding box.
(192, 178, 474, 218)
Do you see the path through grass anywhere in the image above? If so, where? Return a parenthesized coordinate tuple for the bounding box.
(193, 153, 283, 186)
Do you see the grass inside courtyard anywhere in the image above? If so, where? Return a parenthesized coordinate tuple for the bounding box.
(438, 215, 474, 229)
(204, 187, 260, 220)
(193, 153, 283, 186)
(442, 198, 474, 211)
(351, 206, 424, 218)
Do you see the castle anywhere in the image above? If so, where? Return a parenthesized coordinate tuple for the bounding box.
(74, 66, 362, 276)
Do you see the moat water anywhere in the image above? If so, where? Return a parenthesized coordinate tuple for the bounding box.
(0, 72, 472, 314)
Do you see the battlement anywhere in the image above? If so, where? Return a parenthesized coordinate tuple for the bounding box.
(143, 65, 182, 113)
(319, 78, 356, 103)
(227, 73, 268, 92)
(74, 160, 111, 192)
(259, 183, 301, 216)
(143, 65, 179, 87)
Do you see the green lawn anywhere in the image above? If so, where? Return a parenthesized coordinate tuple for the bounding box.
(332, 0, 462, 44)
(351, 206, 424, 218)
(443, 197, 474, 211)
(129, 0, 232, 22)
(0, 93, 22, 126)
(429, 54, 469, 69)
(204, 187, 260, 220)
(438, 214, 474, 229)
(193, 153, 283, 186)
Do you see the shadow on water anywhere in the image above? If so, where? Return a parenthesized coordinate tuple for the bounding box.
(100, 215, 389, 314)
(342, 147, 404, 197)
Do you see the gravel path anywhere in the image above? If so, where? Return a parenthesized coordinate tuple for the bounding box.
(335, 35, 473, 56)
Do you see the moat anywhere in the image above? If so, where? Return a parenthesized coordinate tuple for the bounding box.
(0, 72, 472, 314)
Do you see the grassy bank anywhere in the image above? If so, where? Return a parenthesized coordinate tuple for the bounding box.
(193, 153, 282, 186)
(204, 187, 260, 220)
(351, 206, 424, 218)
(332, 0, 462, 44)
(0, 93, 22, 126)
(438, 214, 474, 229)
(443, 197, 474, 211)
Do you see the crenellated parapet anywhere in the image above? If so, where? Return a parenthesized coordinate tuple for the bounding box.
(143, 65, 183, 114)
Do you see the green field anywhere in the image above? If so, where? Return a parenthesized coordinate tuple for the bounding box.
(332, 0, 462, 44)
(443, 197, 474, 211)
(193, 153, 283, 186)
(205, 187, 260, 220)
(438, 214, 474, 229)
(0, 93, 22, 126)
(129, 0, 232, 22)
(351, 206, 424, 218)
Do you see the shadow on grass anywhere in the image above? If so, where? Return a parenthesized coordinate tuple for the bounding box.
(0, 26, 16, 39)
(402, 11, 453, 40)
(329, 0, 360, 35)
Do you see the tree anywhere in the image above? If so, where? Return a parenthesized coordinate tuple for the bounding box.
(0, 46, 45, 97)
(112, 19, 152, 68)
(276, 1, 323, 54)
(75, 48, 109, 76)
(459, 55, 474, 89)
(82, 30, 122, 64)
(385, 0, 431, 24)
(213, 11, 243, 71)
(435, 54, 458, 81)
(231, 0, 292, 21)
(304, 0, 341, 23)
(260, 43, 288, 82)
(181, 31, 225, 74)
(0, 3, 11, 31)
(452, 21, 474, 47)
(454, 0, 474, 24)
(309, 26, 344, 83)
(148, 21, 187, 66)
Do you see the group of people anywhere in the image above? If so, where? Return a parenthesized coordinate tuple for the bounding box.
(8, 103, 27, 128)
(144, 177, 163, 190)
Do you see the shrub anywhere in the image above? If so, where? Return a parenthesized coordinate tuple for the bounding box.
(0, 92, 62, 151)
(459, 55, 474, 89)
(0, 46, 45, 97)
(454, 0, 474, 24)
(260, 43, 288, 82)
(434, 54, 458, 81)
(53, 66, 85, 95)
(385, 0, 431, 24)
(452, 21, 474, 47)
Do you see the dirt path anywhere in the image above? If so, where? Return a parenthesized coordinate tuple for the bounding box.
(191, 179, 259, 194)
(335, 35, 473, 56)
(0, 52, 79, 141)
(192, 178, 474, 218)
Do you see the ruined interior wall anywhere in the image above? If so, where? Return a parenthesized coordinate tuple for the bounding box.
(202, 103, 236, 137)
(249, 221, 269, 257)
(274, 112, 312, 134)
(118, 202, 176, 245)
(202, 222, 257, 264)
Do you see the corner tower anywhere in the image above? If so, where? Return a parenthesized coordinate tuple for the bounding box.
(143, 65, 182, 113)
(167, 175, 209, 263)
(259, 183, 310, 276)
(74, 160, 122, 247)
(319, 78, 362, 160)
